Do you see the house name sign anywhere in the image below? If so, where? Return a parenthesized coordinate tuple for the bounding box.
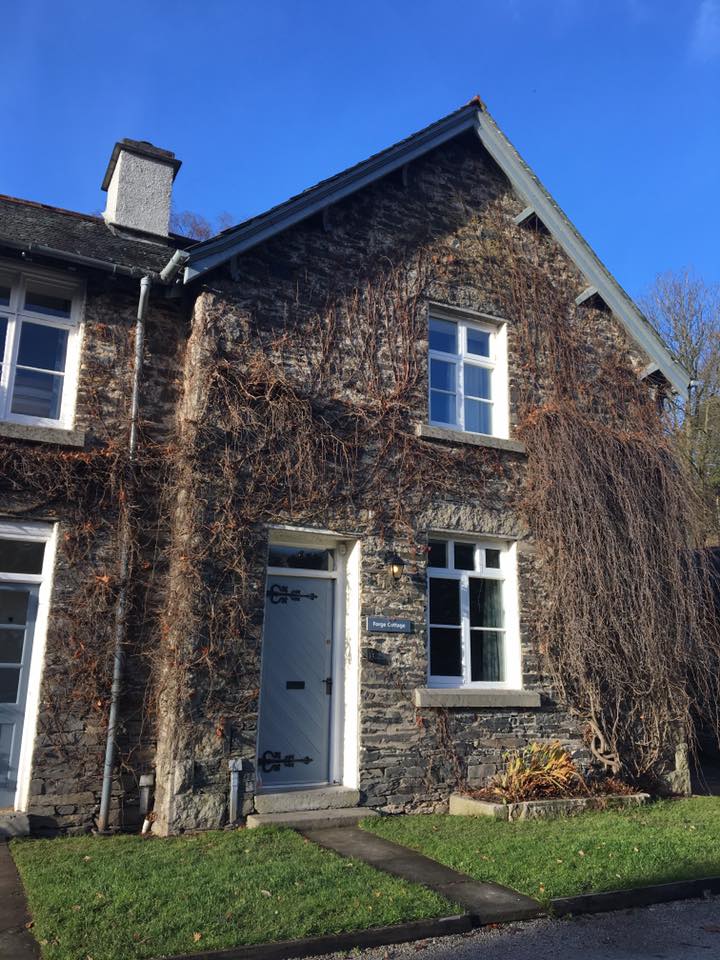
(366, 616, 415, 634)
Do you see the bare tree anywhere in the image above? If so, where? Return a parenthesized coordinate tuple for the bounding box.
(169, 208, 235, 242)
(642, 270, 720, 539)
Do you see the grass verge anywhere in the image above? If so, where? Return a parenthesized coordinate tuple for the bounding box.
(11, 826, 450, 960)
(364, 797, 720, 904)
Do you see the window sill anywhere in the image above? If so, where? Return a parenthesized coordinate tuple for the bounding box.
(0, 421, 85, 448)
(417, 423, 525, 454)
(414, 687, 542, 708)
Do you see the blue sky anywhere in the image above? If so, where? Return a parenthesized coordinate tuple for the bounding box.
(2, 0, 718, 298)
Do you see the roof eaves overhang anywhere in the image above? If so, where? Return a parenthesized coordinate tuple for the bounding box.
(472, 111, 690, 395)
(182, 104, 480, 282)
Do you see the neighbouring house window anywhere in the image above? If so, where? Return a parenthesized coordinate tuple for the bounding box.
(428, 311, 508, 438)
(0, 520, 54, 812)
(0, 536, 45, 705)
(426, 536, 520, 688)
(0, 267, 83, 428)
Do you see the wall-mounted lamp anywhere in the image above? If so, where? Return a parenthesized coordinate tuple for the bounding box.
(387, 555, 405, 581)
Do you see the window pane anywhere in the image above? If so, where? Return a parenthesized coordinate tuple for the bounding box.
(0, 589, 30, 624)
(465, 398, 492, 435)
(429, 577, 460, 625)
(267, 545, 334, 571)
(431, 390, 456, 425)
(0, 630, 24, 664)
(0, 667, 20, 703)
(464, 364, 491, 400)
(454, 542, 475, 570)
(24, 289, 72, 319)
(485, 548, 501, 569)
(430, 357, 455, 392)
(0, 543, 44, 576)
(467, 328, 491, 358)
(0, 317, 7, 359)
(469, 578, 503, 628)
(430, 627, 462, 676)
(429, 317, 457, 354)
(428, 540, 447, 568)
(17, 322, 68, 372)
(11, 369, 64, 419)
(470, 630, 504, 682)
(0, 286, 10, 307)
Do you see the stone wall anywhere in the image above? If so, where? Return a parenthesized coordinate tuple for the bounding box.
(5, 132, 662, 834)
(1, 270, 186, 834)
(151, 133, 649, 831)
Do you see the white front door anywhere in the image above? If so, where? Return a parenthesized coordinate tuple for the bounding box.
(258, 573, 335, 789)
(0, 584, 39, 809)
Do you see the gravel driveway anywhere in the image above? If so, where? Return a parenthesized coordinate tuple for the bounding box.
(308, 896, 720, 960)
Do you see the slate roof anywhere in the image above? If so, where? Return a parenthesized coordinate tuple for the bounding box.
(182, 101, 481, 279)
(0, 194, 187, 277)
(205, 101, 480, 247)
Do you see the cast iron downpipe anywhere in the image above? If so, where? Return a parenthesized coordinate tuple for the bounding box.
(96, 248, 188, 834)
(97, 275, 151, 833)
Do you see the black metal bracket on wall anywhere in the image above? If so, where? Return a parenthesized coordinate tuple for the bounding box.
(364, 647, 390, 665)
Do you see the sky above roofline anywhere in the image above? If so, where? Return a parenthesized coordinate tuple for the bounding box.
(2, 1, 718, 300)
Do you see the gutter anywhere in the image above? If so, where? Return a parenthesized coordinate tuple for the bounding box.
(0, 234, 154, 279)
(96, 248, 188, 833)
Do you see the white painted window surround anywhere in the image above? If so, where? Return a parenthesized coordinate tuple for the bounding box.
(0, 520, 57, 811)
(0, 263, 84, 430)
(428, 308, 509, 440)
(427, 536, 521, 690)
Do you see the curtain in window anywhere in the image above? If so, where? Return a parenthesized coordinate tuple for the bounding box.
(470, 578, 504, 682)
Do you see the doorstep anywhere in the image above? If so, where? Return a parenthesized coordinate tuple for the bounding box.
(254, 785, 359, 815)
(0, 813, 30, 839)
(246, 806, 378, 831)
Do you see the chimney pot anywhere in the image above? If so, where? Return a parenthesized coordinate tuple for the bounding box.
(102, 139, 181, 237)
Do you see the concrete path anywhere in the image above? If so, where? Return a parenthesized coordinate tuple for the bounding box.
(304, 896, 720, 960)
(0, 841, 38, 960)
(304, 826, 541, 924)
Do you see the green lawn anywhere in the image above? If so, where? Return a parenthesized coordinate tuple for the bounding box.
(364, 797, 720, 904)
(11, 827, 450, 960)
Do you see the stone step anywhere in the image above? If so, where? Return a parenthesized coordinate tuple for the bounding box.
(254, 785, 360, 815)
(246, 806, 378, 831)
(0, 813, 30, 839)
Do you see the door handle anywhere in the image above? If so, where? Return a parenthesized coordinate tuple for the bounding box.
(324, 676, 332, 695)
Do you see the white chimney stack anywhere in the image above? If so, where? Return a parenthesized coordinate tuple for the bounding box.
(101, 139, 181, 237)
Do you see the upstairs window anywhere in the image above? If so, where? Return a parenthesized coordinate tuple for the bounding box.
(428, 310, 508, 438)
(426, 536, 520, 688)
(0, 269, 82, 428)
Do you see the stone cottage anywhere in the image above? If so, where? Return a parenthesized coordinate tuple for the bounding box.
(0, 100, 689, 835)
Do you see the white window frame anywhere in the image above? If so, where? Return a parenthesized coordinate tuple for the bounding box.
(0, 263, 84, 429)
(426, 535, 521, 690)
(428, 307, 509, 440)
(0, 519, 57, 811)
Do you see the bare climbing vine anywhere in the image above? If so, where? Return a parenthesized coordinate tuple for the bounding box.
(481, 207, 720, 783)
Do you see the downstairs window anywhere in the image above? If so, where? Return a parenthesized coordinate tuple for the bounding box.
(426, 536, 520, 688)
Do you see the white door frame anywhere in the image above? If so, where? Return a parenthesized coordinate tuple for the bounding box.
(257, 527, 359, 792)
(0, 520, 57, 811)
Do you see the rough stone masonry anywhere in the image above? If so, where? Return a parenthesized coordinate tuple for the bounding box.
(9, 126, 686, 836)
